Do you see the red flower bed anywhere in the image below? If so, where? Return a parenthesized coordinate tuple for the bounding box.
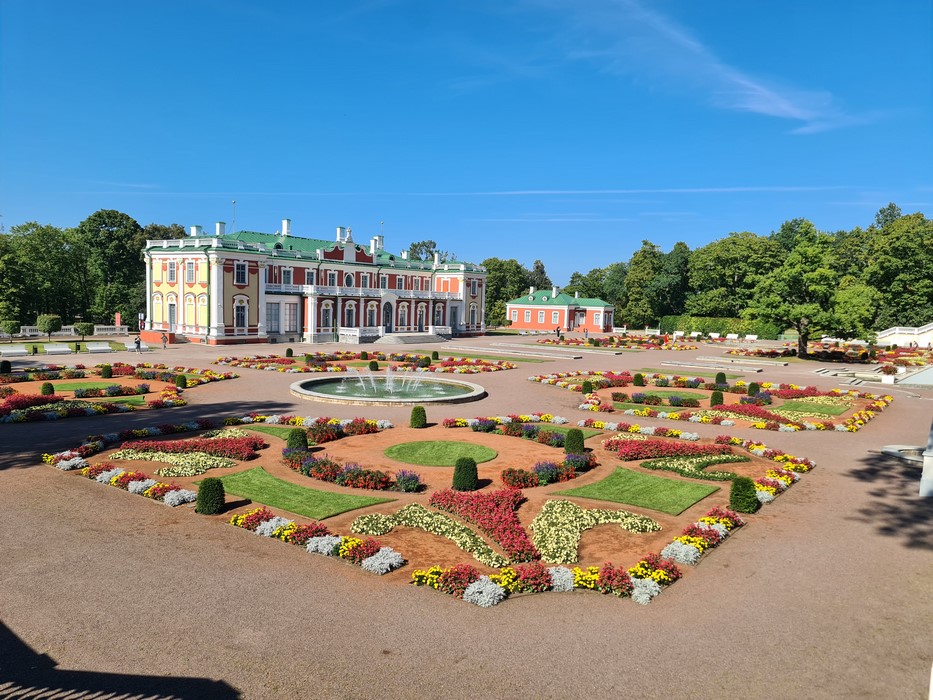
(0, 393, 66, 415)
(438, 563, 482, 598)
(120, 435, 266, 459)
(238, 506, 276, 531)
(710, 402, 804, 428)
(501, 468, 540, 489)
(767, 387, 822, 399)
(514, 561, 553, 593)
(341, 538, 382, 565)
(598, 563, 634, 597)
(612, 439, 733, 461)
(111, 471, 150, 490)
(283, 522, 331, 546)
(429, 488, 539, 562)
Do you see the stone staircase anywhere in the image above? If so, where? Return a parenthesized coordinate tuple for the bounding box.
(379, 333, 449, 345)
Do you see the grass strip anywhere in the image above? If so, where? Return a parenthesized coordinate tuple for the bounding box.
(218, 467, 393, 520)
(555, 467, 718, 516)
(384, 440, 497, 466)
(244, 424, 298, 440)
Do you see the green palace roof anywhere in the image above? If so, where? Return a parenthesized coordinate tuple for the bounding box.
(506, 290, 611, 307)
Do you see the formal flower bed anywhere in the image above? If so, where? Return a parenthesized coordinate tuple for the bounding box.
(72, 383, 151, 398)
(442, 413, 569, 429)
(536, 336, 697, 351)
(500, 454, 595, 488)
(109, 429, 267, 477)
(660, 506, 745, 565)
(529, 500, 661, 563)
(639, 454, 752, 482)
(610, 438, 734, 461)
(213, 355, 350, 373)
(230, 506, 405, 575)
(351, 503, 509, 568)
(0, 395, 137, 423)
(395, 358, 518, 374)
(429, 488, 540, 562)
(282, 448, 421, 492)
(76, 462, 196, 506)
(726, 347, 795, 359)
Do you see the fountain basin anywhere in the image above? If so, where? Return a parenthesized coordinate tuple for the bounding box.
(290, 375, 486, 406)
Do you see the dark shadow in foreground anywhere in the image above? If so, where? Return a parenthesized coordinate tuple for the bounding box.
(847, 451, 933, 551)
(0, 621, 239, 699)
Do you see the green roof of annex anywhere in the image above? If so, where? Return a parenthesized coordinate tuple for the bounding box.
(507, 289, 611, 307)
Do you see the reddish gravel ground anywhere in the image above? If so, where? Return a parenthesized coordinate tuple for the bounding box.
(1, 336, 931, 699)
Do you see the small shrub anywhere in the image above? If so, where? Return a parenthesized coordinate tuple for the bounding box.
(286, 428, 309, 450)
(360, 350, 368, 360)
(452, 457, 479, 491)
(285, 347, 294, 357)
(431, 350, 439, 360)
(564, 428, 585, 455)
(195, 477, 226, 515)
(580, 380, 594, 395)
(100, 364, 113, 379)
(368, 360, 379, 372)
(730, 476, 761, 514)
(418, 356, 431, 368)
(611, 391, 629, 402)
(410, 405, 427, 429)
(175, 374, 187, 389)
(747, 382, 760, 396)
(633, 373, 645, 387)
(393, 469, 423, 493)
(714, 371, 727, 385)
(40, 382, 54, 395)
(710, 390, 724, 407)
(0, 360, 10, 374)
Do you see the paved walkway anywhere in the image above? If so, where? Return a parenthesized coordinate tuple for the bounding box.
(1, 337, 931, 699)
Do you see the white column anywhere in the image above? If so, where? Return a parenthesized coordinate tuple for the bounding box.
(208, 253, 224, 338)
(257, 261, 267, 337)
(144, 254, 153, 330)
(309, 296, 317, 343)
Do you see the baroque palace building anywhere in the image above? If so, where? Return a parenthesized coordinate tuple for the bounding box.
(141, 220, 487, 345)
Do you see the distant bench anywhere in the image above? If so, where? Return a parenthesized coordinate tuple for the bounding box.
(85, 342, 113, 353)
(44, 343, 73, 355)
(0, 345, 29, 357)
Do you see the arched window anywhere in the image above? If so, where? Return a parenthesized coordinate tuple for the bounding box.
(233, 296, 249, 333)
(345, 301, 356, 328)
(366, 302, 378, 327)
(398, 303, 409, 328)
(344, 272, 354, 288)
(321, 302, 333, 329)
(469, 303, 477, 327)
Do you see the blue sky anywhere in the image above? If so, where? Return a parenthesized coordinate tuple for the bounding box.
(1, 0, 930, 283)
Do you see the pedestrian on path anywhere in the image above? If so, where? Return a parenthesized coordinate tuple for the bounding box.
(134, 336, 141, 354)
(161, 333, 168, 349)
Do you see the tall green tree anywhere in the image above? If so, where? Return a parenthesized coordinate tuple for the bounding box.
(76, 210, 144, 322)
(407, 239, 452, 262)
(601, 261, 628, 312)
(621, 241, 663, 328)
(481, 257, 532, 325)
(563, 267, 606, 300)
(529, 259, 552, 290)
(745, 236, 839, 356)
(831, 277, 881, 340)
(770, 217, 818, 252)
(646, 241, 691, 317)
(864, 211, 933, 327)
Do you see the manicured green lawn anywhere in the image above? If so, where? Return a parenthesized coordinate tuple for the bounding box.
(643, 389, 707, 399)
(49, 380, 131, 391)
(384, 440, 497, 466)
(776, 400, 851, 416)
(537, 424, 602, 440)
(94, 395, 146, 406)
(555, 467, 719, 515)
(245, 425, 300, 440)
(218, 467, 393, 519)
(636, 368, 742, 379)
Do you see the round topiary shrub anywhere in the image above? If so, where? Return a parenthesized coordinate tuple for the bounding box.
(729, 476, 760, 514)
(564, 428, 585, 455)
(0, 360, 10, 374)
(285, 347, 294, 358)
(195, 477, 226, 515)
(710, 390, 724, 407)
(633, 373, 645, 387)
(368, 360, 379, 372)
(40, 382, 54, 396)
(360, 350, 369, 361)
(714, 371, 727, 385)
(431, 350, 439, 360)
(580, 380, 594, 395)
(418, 356, 431, 368)
(175, 374, 188, 389)
(100, 364, 112, 379)
(747, 382, 760, 396)
(410, 405, 427, 429)
(452, 457, 478, 491)
(287, 428, 309, 450)
(304, 354, 312, 365)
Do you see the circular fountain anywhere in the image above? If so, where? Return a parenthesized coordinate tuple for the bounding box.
(290, 366, 486, 406)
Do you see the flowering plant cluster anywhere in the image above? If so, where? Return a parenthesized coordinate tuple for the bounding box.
(73, 384, 150, 398)
(76, 463, 195, 506)
(754, 468, 801, 503)
(529, 499, 660, 563)
(578, 391, 614, 412)
(429, 488, 540, 562)
(396, 357, 517, 374)
(146, 387, 187, 409)
(352, 503, 509, 567)
(639, 454, 751, 482)
(282, 448, 418, 492)
(500, 453, 596, 488)
(0, 396, 134, 423)
(213, 354, 350, 373)
(0, 366, 89, 383)
(660, 506, 746, 565)
(714, 435, 816, 472)
(121, 434, 266, 460)
(442, 413, 568, 429)
(609, 438, 733, 461)
(537, 336, 697, 351)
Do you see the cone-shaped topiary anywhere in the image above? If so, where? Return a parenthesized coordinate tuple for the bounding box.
(285, 347, 294, 358)
(581, 380, 593, 395)
(747, 382, 760, 396)
(452, 457, 478, 491)
(287, 428, 309, 450)
(0, 360, 11, 374)
(564, 428, 585, 455)
(410, 405, 427, 429)
(368, 360, 379, 372)
(100, 364, 112, 379)
(730, 476, 760, 514)
(196, 477, 226, 515)
(714, 371, 727, 385)
(633, 373, 645, 387)
(40, 382, 54, 396)
(175, 374, 188, 389)
(710, 390, 724, 407)
(360, 350, 369, 360)
(431, 350, 439, 360)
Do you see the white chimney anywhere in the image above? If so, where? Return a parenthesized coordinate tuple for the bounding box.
(575, 291, 579, 298)
(401, 250, 408, 260)
(552, 285, 558, 297)
(282, 219, 291, 237)
(216, 222, 226, 237)
(189, 225, 202, 237)
(530, 286, 536, 294)
(370, 237, 378, 255)
(434, 252, 440, 266)
(376, 235, 384, 250)
(336, 226, 346, 242)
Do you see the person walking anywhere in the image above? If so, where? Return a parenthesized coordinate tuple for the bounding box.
(134, 335, 141, 354)
(161, 332, 168, 349)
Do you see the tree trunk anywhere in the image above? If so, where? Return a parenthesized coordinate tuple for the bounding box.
(797, 317, 810, 357)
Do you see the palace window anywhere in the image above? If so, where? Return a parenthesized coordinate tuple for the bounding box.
(524, 310, 531, 322)
(552, 311, 559, 324)
(168, 261, 177, 283)
(307, 270, 316, 285)
(282, 268, 292, 286)
(327, 271, 337, 287)
(284, 303, 298, 333)
(397, 277, 405, 290)
(538, 311, 545, 323)
(185, 262, 195, 283)
(380, 275, 388, 289)
(511, 310, 518, 321)
(344, 273, 354, 288)
(595, 312, 601, 324)
(266, 303, 280, 333)
(234, 300, 247, 328)
(361, 273, 370, 288)
(234, 263, 247, 285)
(470, 279, 478, 296)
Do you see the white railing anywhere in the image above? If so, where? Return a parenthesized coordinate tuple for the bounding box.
(430, 326, 452, 335)
(19, 325, 78, 336)
(93, 325, 129, 335)
(876, 322, 933, 339)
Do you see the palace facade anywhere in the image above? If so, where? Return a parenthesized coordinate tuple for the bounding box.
(505, 286, 614, 334)
(142, 220, 487, 345)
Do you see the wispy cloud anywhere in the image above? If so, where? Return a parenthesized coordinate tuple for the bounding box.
(536, 0, 870, 134)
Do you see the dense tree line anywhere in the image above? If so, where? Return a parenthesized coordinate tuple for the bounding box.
(483, 204, 933, 354)
(0, 210, 186, 327)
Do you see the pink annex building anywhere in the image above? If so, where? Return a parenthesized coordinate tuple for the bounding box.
(141, 219, 487, 345)
(505, 286, 614, 334)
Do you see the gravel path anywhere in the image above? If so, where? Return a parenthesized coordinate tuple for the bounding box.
(1, 338, 930, 699)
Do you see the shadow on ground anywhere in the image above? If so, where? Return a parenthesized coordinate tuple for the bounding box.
(847, 451, 933, 551)
(0, 621, 239, 699)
